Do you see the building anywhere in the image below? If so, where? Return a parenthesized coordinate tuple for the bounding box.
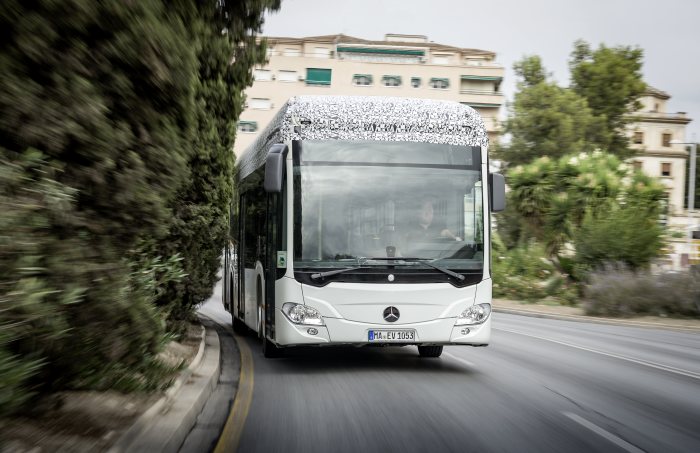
(628, 86, 693, 216)
(234, 33, 505, 155)
(628, 87, 698, 269)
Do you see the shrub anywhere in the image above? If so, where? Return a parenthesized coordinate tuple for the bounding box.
(575, 203, 663, 272)
(492, 240, 578, 304)
(0, 1, 279, 416)
(0, 151, 183, 402)
(583, 266, 700, 317)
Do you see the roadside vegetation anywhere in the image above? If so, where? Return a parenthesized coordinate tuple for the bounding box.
(0, 0, 280, 417)
(583, 267, 700, 318)
(493, 40, 697, 317)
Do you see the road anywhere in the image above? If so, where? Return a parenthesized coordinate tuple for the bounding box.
(199, 284, 700, 453)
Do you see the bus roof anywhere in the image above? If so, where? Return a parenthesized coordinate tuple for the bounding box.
(237, 95, 488, 179)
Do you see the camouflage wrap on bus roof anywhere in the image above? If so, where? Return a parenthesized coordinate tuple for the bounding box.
(237, 95, 488, 179)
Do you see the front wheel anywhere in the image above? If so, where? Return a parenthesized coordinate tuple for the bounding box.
(418, 346, 443, 358)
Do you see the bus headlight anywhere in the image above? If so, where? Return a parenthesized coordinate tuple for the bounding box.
(455, 303, 491, 326)
(282, 303, 325, 326)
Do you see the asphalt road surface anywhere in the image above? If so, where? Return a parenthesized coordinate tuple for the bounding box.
(199, 283, 700, 453)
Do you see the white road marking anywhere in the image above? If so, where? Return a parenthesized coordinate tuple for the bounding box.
(563, 412, 645, 453)
(496, 327, 700, 381)
(444, 352, 476, 367)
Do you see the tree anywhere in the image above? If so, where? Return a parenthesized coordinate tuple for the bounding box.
(499, 56, 601, 166)
(0, 0, 279, 414)
(570, 40, 646, 157)
(0, 0, 198, 396)
(157, 0, 280, 328)
(513, 55, 547, 87)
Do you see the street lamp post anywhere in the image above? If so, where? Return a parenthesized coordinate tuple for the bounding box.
(670, 139, 697, 265)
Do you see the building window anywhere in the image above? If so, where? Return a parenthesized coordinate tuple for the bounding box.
(305, 68, 332, 86)
(314, 47, 331, 58)
(429, 78, 450, 89)
(352, 74, 373, 86)
(249, 98, 272, 110)
(662, 133, 672, 147)
(433, 55, 450, 65)
(411, 77, 421, 88)
(277, 70, 298, 82)
(632, 160, 643, 171)
(382, 75, 402, 87)
(632, 131, 643, 144)
(283, 48, 301, 57)
(661, 162, 671, 177)
(254, 69, 272, 81)
(238, 121, 257, 133)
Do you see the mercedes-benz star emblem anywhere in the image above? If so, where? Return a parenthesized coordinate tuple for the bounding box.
(383, 306, 400, 323)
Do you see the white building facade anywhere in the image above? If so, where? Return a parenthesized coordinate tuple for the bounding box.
(234, 33, 505, 155)
(628, 87, 692, 216)
(628, 87, 698, 268)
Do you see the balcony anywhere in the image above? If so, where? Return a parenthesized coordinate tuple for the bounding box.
(629, 111, 692, 124)
(460, 89, 503, 96)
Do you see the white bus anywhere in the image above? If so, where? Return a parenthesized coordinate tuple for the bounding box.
(223, 96, 505, 358)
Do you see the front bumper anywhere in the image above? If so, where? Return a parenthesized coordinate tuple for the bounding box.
(273, 308, 491, 347)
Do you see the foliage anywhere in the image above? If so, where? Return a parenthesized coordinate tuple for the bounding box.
(507, 151, 665, 259)
(0, 0, 278, 416)
(155, 0, 280, 331)
(499, 43, 645, 165)
(513, 55, 547, 87)
(492, 239, 578, 304)
(570, 40, 646, 157)
(0, 0, 196, 246)
(499, 56, 602, 166)
(0, 330, 43, 417)
(0, 151, 173, 408)
(583, 267, 700, 318)
(575, 204, 664, 272)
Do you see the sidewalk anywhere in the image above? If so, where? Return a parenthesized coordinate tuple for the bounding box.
(1, 317, 225, 453)
(109, 316, 223, 453)
(493, 298, 700, 332)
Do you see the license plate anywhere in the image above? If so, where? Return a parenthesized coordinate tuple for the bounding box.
(368, 330, 416, 342)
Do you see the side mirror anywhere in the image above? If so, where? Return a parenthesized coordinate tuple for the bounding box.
(264, 144, 288, 193)
(489, 173, 506, 212)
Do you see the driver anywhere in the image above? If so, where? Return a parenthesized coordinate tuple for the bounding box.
(405, 199, 456, 243)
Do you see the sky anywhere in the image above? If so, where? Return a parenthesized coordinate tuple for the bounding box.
(262, 0, 700, 141)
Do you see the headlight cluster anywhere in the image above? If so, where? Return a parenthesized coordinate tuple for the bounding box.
(282, 303, 324, 326)
(455, 303, 491, 326)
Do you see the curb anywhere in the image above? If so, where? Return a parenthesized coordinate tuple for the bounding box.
(493, 307, 700, 333)
(108, 317, 221, 453)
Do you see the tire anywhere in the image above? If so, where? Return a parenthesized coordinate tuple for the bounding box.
(232, 315, 247, 335)
(418, 346, 443, 358)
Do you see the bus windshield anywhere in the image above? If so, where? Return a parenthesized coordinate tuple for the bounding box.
(293, 140, 484, 271)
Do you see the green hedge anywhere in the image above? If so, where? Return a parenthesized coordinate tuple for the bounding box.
(0, 0, 279, 415)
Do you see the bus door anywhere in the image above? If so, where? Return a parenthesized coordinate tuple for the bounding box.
(264, 191, 283, 340)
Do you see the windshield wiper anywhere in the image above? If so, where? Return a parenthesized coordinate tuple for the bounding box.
(310, 257, 466, 281)
(358, 257, 466, 281)
(310, 266, 368, 280)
